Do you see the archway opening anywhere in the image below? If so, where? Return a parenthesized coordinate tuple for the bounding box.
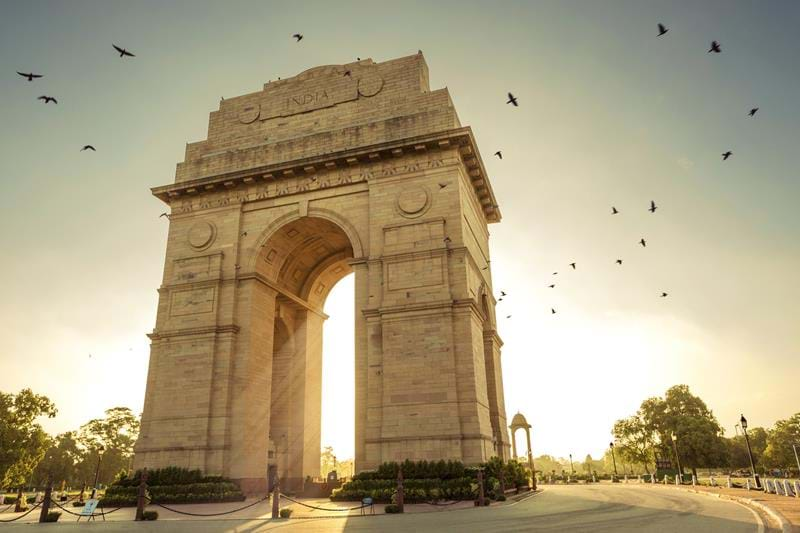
(320, 273, 355, 480)
(256, 216, 357, 492)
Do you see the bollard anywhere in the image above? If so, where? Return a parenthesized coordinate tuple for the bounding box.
(693, 475, 697, 487)
(135, 468, 148, 521)
(651, 474, 655, 484)
(477, 469, 486, 507)
(784, 480, 792, 497)
(396, 465, 405, 513)
(746, 478, 751, 490)
(271, 478, 280, 519)
(592, 474, 596, 483)
(38, 483, 53, 523)
(663, 475, 668, 485)
(675, 475, 679, 486)
(726, 475, 731, 488)
(794, 481, 800, 498)
(710, 476, 716, 487)
(624, 475, 628, 484)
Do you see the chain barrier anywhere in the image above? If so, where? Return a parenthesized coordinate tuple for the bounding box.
(279, 493, 371, 512)
(49, 498, 123, 518)
(148, 495, 269, 517)
(0, 501, 43, 523)
(0, 502, 16, 514)
(423, 499, 462, 506)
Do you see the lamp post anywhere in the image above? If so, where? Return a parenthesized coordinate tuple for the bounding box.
(91, 445, 105, 499)
(569, 454, 574, 474)
(740, 414, 761, 489)
(609, 442, 618, 480)
(671, 433, 683, 483)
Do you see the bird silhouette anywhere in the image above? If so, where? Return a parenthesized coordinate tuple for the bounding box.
(612, 206, 619, 214)
(112, 44, 135, 58)
(649, 200, 657, 213)
(241, 231, 248, 237)
(500, 291, 507, 297)
(551, 308, 556, 314)
(506, 92, 518, 106)
(657, 23, 669, 36)
(344, 70, 351, 77)
(506, 315, 512, 319)
(481, 266, 489, 271)
(37, 96, 57, 104)
(660, 292, 669, 298)
(553, 272, 558, 275)
(444, 236, 452, 244)
(569, 262, 576, 269)
(548, 284, 555, 288)
(639, 238, 647, 247)
(293, 33, 303, 42)
(81, 145, 95, 151)
(17, 71, 43, 81)
(722, 151, 733, 161)
(439, 182, 448, 189)
(616, 259, 623, 265)
(749, 107, 759, 117)
(708, 41, 721, 53)
(494, 151, 503, 159)
(159, 213, 170, 218)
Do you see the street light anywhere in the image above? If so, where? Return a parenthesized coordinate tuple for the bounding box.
(671, 433, 683, 483)
(91, 445, 105, 499)
(740, 414, 761, 489)
(569, 454, 574, 474)
(609, 442, 618, 480)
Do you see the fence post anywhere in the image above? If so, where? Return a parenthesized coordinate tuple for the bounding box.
(794, 481, 799, 498)
(477, 469, 485, 507)
(135, 468, 148, 521)
(271, 477, 280, 519)
(396, 464, 404, 513)
(38, 482, 53, 523)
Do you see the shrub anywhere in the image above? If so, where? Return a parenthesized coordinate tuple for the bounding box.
(142, 510, 158, 521)
(495, 494, 507, 502)
(44, 511, 61, 522)
(279, 508, 293, 518)
(384, 504, 401, 513)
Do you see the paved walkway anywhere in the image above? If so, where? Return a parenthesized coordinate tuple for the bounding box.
(0, 484, 765, 532)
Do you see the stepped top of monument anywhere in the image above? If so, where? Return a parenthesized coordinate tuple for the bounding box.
(175, 53, 461, 181)
(156, 52, 500, 223)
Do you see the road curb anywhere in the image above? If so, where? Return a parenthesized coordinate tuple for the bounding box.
(682, 487, 792, 533)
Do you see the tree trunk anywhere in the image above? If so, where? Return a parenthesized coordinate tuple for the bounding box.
(14, 486, 24, 513)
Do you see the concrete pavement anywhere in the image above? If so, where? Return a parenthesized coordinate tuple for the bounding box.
(0, 484, 769, 532)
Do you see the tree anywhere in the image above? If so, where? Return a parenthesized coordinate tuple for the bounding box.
(612, 415, 655, 474)
(0, 389, 57, 489)
(639, 385, 727, 476)
(320, 446, 337, 478)
(31, 432, 81, 488)
(76, 407, 139, 487)
(763, 413, 800, 470)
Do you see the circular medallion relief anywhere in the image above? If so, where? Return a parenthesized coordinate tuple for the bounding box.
(357, 73, 385, 97)
(239, 103, 261, 124)
(396, 186, 430, 218)
(188, 221, 216, 250)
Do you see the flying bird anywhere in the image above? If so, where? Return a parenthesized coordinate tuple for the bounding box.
(444, 236, 452, 244)
(639, 238, 647, 247)
(241, 231, 248, 237)
(612, 206, 619, 214)
(293, 33, 303, 42)
(722, 151, 733, 161)
(159, 213, 169, 218)
(506, 92, 518, 106)
(748, 107, 759, 117)
(552, 272, 558, 275)
(657, 23, 669, 36)
(494, 151, 503, 159)
(649, 200, 657, 213)
(17, 71, 43, 81)
(81, 145, 95, 151)
(708, 41, 721, 53)
(660, 292, 669, 298)
(500, 291, 507, 297)
(37, 96, 57, 104)
(569, 262, 576, 269)
(551, 308, 556, 314)
(506, 315, 512, 319)
(112, 44, 135, 58)
(344, 70, 351, 77)
(548, 284, 555, 288)
(616, 259, 623, 265)
(439, 182, 448, 189)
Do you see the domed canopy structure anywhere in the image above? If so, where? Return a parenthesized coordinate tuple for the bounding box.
(510, 412, 531, 430)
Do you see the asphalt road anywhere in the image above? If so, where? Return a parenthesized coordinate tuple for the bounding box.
(0, 484, 767, 532)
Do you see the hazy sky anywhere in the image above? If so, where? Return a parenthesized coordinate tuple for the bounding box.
(1, 0, 798, 463)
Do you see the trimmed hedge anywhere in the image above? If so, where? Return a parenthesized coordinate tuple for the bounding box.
(331, 477, 476, 503)
(103, 467, 245, 506)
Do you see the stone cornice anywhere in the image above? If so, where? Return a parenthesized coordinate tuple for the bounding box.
(152, 126, 501, 223)
(148, 324, 240, 341)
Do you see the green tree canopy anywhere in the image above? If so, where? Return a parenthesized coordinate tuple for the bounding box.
(76, 407, 140, 486)
(763, 413, 800, 470)
(0, 389, 57, 488)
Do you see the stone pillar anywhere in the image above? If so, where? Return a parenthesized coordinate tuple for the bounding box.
(510, 429, 519, 460)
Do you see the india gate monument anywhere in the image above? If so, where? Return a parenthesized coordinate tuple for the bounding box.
(134, 53, 510, 493)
